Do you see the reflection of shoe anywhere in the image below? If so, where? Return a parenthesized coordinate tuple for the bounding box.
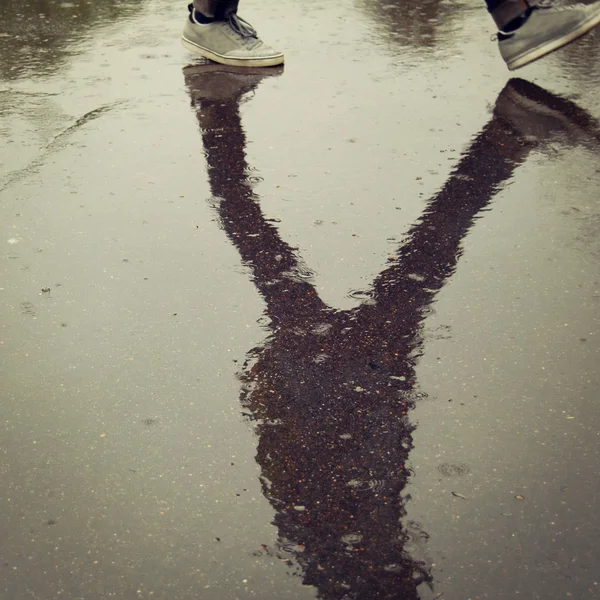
(181, 5, 284, 67)
(183, 61, 283, 103)
(498, 1, 600, 70)
(494, 77, 600, 147)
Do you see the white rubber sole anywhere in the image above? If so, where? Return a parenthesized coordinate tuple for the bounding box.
(181, 36, 284, 68)
(507, 9, 600, 70)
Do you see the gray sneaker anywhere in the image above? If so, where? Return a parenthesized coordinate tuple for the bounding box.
(498, 0, 600, 70)
(182, 6, 284, 68)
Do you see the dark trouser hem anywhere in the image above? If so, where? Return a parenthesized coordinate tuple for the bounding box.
(193, 0, 239, 19)
(486, 0, 531, 29)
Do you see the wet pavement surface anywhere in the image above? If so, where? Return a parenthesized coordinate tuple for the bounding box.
(1, 1, 600, 599)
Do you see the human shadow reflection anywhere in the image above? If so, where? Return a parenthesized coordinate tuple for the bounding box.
(183, 65, 600, 599)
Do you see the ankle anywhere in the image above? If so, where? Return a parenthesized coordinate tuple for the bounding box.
(192, 9, 215, 24)
(502, 8, 532, 32)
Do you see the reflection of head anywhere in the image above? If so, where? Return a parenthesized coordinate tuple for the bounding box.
(185, 66, 599, 599)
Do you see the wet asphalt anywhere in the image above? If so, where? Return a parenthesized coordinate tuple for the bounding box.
(1, 1, 600, 599)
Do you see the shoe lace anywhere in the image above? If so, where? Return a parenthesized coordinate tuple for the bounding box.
(227, 13, 258, 39)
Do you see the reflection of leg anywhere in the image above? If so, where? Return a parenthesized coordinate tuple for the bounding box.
(184, 65, 324, 319)
(184, 64, 281, 191)
(182, 2, 284, 67)
(368, 77, 600, 321)
(485, 0, 600, 70)
(369, 93, 534, 318)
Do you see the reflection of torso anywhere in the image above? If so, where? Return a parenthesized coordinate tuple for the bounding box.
(240, 309, 428, 599)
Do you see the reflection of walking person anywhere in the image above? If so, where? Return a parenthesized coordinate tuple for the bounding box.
(181, 0, 600, 70)
(184, 61, 600, 598)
